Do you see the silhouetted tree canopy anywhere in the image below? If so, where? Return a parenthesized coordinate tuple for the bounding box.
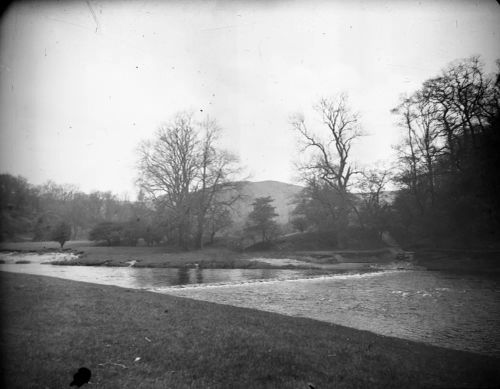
(391, 56, 500, 247)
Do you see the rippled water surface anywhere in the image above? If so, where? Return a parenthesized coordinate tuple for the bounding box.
(1, 254, 499, 356)
(164, 270, 500, 356)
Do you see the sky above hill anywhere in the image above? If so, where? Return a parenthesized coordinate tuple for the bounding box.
(0, 0, 499, 198)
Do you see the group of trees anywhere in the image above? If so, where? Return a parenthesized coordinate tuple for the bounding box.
(390, 56, 500, 246)
(288, 56, 499, 248)
(0, 174, 39, 241)
(0, 174, 156, 245)
(88, 219, 162, 247)
(2, 56, 498, 250)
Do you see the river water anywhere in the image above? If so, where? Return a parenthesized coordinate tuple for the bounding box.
(164, 270, 500, 356)
(1, 252, 499, 356)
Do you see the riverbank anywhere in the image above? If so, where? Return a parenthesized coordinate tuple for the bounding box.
(2, 241, 499, 272)
(0, 241, 403, 270)
(1, 272, 499, 388)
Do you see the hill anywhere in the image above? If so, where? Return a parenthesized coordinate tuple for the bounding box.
(224, 181, 397, 231)
(226, 180, 303, 228)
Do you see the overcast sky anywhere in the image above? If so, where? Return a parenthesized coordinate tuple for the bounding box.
(1, 0, 499, 198)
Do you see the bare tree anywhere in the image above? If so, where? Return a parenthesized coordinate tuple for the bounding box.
(137, 112, 200, 248)
(391, 97, 422, 210)
(443, 56, 491, 143)
(392, 90, 444, 211)
(408, 91, 443, 206)
(205, 203, 233, 244)
(291, 94, 364, 247)
(292, 94, 363, 192)
(421, 56, 497, 167)
(192, 118, 240, 249)
(137, 112, 239, 249)
(358, 168, 392, 238)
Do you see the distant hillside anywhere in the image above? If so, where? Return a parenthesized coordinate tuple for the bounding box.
(222, 180, 397, 232)
(226, 181, 303, 228)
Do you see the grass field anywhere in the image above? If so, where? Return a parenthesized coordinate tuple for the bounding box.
(1, 272, 499, 388)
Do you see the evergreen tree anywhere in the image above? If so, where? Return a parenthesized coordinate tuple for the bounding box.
(245, 196, 279, 242)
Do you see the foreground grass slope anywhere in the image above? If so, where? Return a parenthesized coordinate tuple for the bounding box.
(1, 273, 499, 388)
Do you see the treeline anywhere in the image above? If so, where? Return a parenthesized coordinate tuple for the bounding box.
(1, 113, 242, 248)
(0, 176, 155, 243)
(2, 56, 498, 250)
(390, 56, 500, 247)
(0, 173, 229, 247)
(289, 56, 500, 249)
(0, 169, 280, 249)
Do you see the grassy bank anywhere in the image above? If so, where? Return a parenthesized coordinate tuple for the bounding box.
(1, 272, 499, 388)
(0, 242, 280, 268)
(0, 241, 399, 269)
(3, 240, 499, 272)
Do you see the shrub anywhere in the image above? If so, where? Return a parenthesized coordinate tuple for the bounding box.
(50, 221, 72, 248)
(89, 222, 123, 246)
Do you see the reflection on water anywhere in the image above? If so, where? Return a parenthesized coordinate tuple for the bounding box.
(1, 257, 499, 356)
(196, 268, 203, 284)
(178, 267, 189, 284)
(0, 262, 327, 290)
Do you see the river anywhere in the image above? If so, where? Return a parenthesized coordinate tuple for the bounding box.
(1, 252, 499, 357)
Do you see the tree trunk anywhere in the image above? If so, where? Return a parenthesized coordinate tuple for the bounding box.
(195, 229, 204, 249)
(336, 213, 348, 249)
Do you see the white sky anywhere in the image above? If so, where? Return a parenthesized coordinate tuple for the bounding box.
(1, 0, 499, 198)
